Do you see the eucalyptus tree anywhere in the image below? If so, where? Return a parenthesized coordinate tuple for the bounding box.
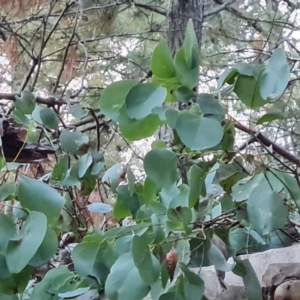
(0, 1, 299, 299)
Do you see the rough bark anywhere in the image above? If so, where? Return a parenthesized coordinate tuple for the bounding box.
(157, 0, 204, 145)
(167, 0, 204, 57)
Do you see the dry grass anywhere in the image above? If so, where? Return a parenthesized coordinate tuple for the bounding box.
(62, 46, 80, 82)
(1, 35, 19, 67)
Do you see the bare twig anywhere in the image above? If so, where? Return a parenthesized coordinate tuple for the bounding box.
(204, 0, 237, 18)
(0, 93, 66, 106)
(87, 108, 101, 151)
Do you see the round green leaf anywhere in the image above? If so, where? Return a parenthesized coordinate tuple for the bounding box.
(103, 223, 150, 240)
(40, 108, 59, 130)
(91, 162, 105, 176)
(196, 93, 225, 121)
(218, 63, 255, 90)
(114, 236, 133, 257)
(58, 287, 91, 298)
(221, 120, 236, 151)
(78, 152, 93, 178)
(144, 149, 177, 189)
(125, 83, 167, 120)
(0, 254, 11, 279)
(165, 108, 179, 129)
(119, 114, 161, 141)
(260, 48, 290, 100)
(69, 104, 88, 119)
(188, 165, 206, 207)
(183, 21, 198, 64)
(151, 75, 180, 103)
(0, 213, 16, 254)
(0, 265, 33, 296)
(233, 258, 263, 300)
(151, 140, 167, 149)
(99, 80, 138, 122)
(207, 242, 233, 272)
(161, 261, 169, 289)
(81, 173, 97, 196)
(159, 291, 184, 300)
(165, 207, 192, 234)
(0, 294, 18, 300)
(61, 162, 80, 187)
(0, 182, 17, 201)
(30, 266, 71, 300)
(270, 169, 300, 201)
(160, 184, 179, 208)
(132, 235, 160, 285)
(114, 185, 140, 219)
(15, 91, 36, 115)
(229, 228, 251, 253)
(143, 177, 157, 206)
(256, 111, 285, 125)
(105, 252, 150, 300)
(232, 174, 264, 202)
(180, 263, 205, 300)
(174, 86, 196, 103)
(48, 272, 77, 295)
(175, 48, 199, 89)
(29, 227, 58, 267)
(51, 155, 69, 182)
(248, 189, 288, 236)
(12, 201, 27, 220)
(18, 175, 65, 224)
(218, 68, 239, 90)
(151, 40, 176, 78)
(234, 75, 267, 108)
(169, 185, 189, 208)
(6, 211, 47, 273)
(176, 112, 223, 150)
(32, 105, 43, 123)
(87, 203, 112, 213)
(59, 129, 89, 155)
(150, 214, 165, 243)
(72, 235, 116, 285)
(102, 163, 123, 192)
(131, 236, 152, 267)
(12, 109, 30, 127)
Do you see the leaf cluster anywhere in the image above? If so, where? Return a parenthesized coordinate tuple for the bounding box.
(0, 20, 296, 300)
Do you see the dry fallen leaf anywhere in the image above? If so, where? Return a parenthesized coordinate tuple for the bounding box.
(166, 248, 178, 281)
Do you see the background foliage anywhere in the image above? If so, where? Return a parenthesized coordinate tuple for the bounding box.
(0, 0, 300, 299)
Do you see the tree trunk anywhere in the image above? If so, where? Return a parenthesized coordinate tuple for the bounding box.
(167, 0, 204, 57)
(157, 0, 204, 145)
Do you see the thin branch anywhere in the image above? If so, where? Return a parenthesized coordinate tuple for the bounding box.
(134, 0, 236, 18)
(132, 2, 166, 16)
(20, 2, 75, 92)
(69, 112, 104, 128)
(213, 0, 264, 33)
(0, 93, 66, 106)
(31, 6, 54, 91)
(234, 122, 300, 166)
(53, 10, 79, 93)
(282, 0, 297, 9)
(87, 109, 101, 151)
(204, 0, 237, 18)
